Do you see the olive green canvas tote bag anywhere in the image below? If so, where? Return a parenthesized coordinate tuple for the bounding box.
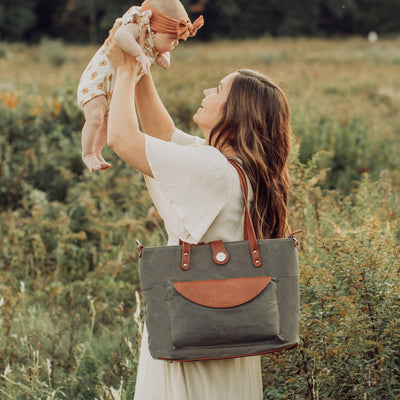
(136, 160, 300, 362)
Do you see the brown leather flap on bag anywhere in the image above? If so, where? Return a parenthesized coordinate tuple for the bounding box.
(173, 276, 271, 308)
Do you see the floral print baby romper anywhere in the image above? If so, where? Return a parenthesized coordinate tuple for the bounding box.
(77, 6, 159, 110)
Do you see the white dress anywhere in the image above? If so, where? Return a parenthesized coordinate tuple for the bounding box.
(134, 129, 263, 400)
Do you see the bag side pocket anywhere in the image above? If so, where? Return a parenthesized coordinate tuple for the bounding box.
(169, 276, 280, 349)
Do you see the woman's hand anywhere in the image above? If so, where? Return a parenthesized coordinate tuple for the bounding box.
(105, 37, 136, 73)
(105, 27, 147, 73)
(136, 54, 151, 75)
(108, 18, 123, 38)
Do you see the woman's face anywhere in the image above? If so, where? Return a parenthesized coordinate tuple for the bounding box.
(193, 72, 237, 142)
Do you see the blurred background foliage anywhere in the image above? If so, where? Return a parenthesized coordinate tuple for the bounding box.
(1, 9, 400, 400)
(0, 0, 400, 43)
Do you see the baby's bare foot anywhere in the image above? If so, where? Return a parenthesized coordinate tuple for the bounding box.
(82, 153, 111, 172)
(95, 151, 111, 170)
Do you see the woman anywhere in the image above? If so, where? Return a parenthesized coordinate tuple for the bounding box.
(105, 30, 291, 400)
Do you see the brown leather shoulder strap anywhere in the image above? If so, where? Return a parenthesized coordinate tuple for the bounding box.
(227, 159, 262, 267)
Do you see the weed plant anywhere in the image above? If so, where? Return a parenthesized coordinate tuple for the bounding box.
(1, 37, 400, 399)
(39, 38, 72, 68)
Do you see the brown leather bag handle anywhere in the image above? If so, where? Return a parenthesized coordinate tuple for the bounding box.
(227, 159, 262, 267)
(179, 159, 262, 270)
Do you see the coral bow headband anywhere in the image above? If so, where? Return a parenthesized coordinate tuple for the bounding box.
(140, 1, 204, 41)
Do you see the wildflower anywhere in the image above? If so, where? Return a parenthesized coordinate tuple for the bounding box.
(125, 337, 134, 354)
(76, 231, 87, 241)
(46, 358, 52, 384)
(4, 365, 11, 377)
(110, 378, 123, 400)
(53, 99, 63, 116)
(133, 291, 143, 337)
(0, 91, 18, 108)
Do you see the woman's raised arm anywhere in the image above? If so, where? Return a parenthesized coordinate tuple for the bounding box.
(133, 30, 175, 141)
(135, 73, 175, 141)
(106, 40, 153, 177)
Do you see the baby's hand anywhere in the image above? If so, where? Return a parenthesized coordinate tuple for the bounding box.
(136, 54, 151, 75)
(156, 52, 171, 70)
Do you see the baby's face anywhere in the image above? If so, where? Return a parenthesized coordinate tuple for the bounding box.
(152, 32, 179, 53)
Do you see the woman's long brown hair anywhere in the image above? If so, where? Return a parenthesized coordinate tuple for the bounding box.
(209, 70, 291, 239)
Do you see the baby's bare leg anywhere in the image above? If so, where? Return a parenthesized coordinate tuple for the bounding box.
(93, 114, 109, 164)
(81, 96, 111, 172)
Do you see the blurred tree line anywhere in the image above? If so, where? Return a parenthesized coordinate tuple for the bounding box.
(0, 0, 399, 43)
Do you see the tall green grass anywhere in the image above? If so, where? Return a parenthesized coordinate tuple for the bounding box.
(1, 37, 400, 399)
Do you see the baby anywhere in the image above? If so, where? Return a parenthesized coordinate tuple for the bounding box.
(77, 0, 204, 172)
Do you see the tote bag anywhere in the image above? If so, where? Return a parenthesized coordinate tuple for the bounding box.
(137, 160, 300, 361)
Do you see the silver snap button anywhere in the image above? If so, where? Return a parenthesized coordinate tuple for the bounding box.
(215, 252, 227, 262)
(183, 262, 188, 267)
(184, 252, 188, 256)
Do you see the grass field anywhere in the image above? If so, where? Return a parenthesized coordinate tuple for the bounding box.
(3, 35, 400, 189)
(1, 36, 400, 399)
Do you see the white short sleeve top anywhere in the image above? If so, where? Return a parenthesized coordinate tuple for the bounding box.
(144, 129, 253, 245)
